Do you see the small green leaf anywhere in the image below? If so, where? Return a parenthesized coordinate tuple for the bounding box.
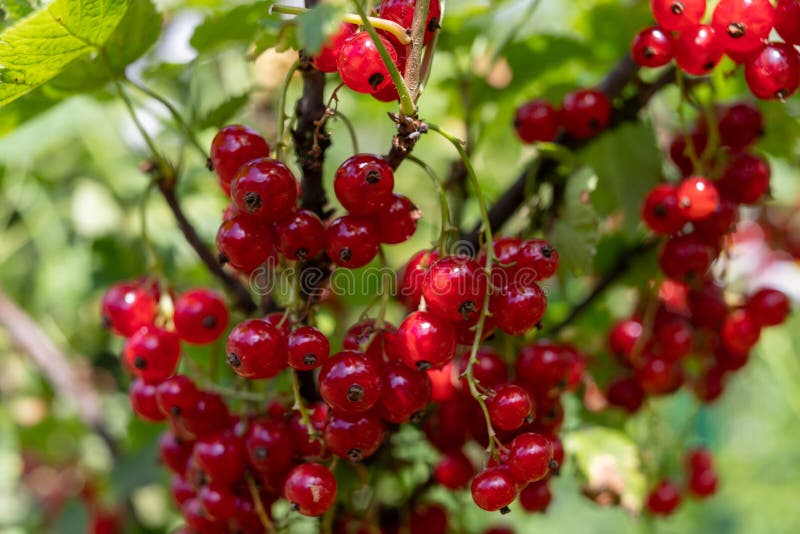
(295, 1, 347, 55)
(548, 167, 600, 275)
(189, 0, 272, 53)
(3, 0, 38, 21)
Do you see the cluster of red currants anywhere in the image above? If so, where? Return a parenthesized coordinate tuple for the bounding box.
(632, 0, 800, 100)
(312, 0, 441, 102)
(513, 89, 612, 143)
(646, 448, 719, 516)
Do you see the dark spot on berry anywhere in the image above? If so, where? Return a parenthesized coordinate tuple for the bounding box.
(296, 247, 309, 260)
(654, 204, 667, 218)
(202, 315, 217, 329)
(339, 248, 352, 262)
(302, 353, 318, 367)
(365, 170, 381, 184)
(347, 384, 365, 402)
(524, 414, 534, 424)
(670, 1, 685, 15)
(416, 360, 432, 371)
(254, 447, 268, 460)
(133, 356, 147, 369)
(206, 157, 214, 171)
(410, 410, 426, 424)
(589, 118, 600, 130)
(500, 506, 511, 515)
(458, 300, 478, 320)
(290, 502, 299, 512)
(541, 245, 554, 258)
(428, 18, 441, 33)
(347, 448, 363, 462)
(101, 315, 111, 329)
(170, 406, 181, 416)
(727, 22, 746, 38)
(368, 73, 385, 91)
(243, 191, 262, 213)
(702, 61, 716, 71)
(643, 46, 655, 58)
(549, 459, 560, 471)
(227, 352, 241, 367)
(219, 253, 229, 265)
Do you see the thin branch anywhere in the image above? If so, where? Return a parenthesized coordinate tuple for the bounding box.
(403, 0, 431, 103)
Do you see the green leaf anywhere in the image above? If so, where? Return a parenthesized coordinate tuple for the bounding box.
(548, 167, 600, 275)
(189, 0, 271, 53)
(584, 122, 661, 237)
(0, 0, 129, 106)
(0, 86, 61, 136)
(294, 1, 347, 55)
(3, 0, 38, 21)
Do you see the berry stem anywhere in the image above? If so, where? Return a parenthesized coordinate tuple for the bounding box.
(247, 473, 276, 533)
(291, 369, 322, 442)
(270, 4, 412, 45)
(334, 111, 360, 153)
(675, 69, 703, 173)
(276, 60, 301, 162)
(138, 179, 163, 274)
(403, 0, 431, 103)
(407, 155, 455, 255)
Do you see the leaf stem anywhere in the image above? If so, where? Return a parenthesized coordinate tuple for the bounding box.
(407, 155, 455, 255)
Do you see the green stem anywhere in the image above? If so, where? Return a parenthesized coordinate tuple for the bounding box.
(276, 60, 302, 162)
(291, 369, 321, 442)
(335, 111, 360, 153)
(407, 155, 454, 255)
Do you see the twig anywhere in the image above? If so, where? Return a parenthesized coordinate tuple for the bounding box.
(403, 0, 431, 103)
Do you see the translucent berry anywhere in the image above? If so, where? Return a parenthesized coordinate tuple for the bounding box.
(673, 25, 724, 76)
(334, 154, 395, 216)
(655, 317, 694, 361)
(288, 326, 330, 371)
(712, 0, 774, 55)
(392, 310, 457, 371)
(636, 356, 685, 395)
(746, 288, 791, 326)
(226, 319, 288, 379)
(210, 125, 270, 194)
(775, 0, 800, 44)
(609, 319, 644, 362)
(490, 283, 547, 336)
(323, 411, 386, 461)
(288, 402, 328, 459)
(216, 215, 275, 273)
(379, 362, 432, 423)
(488, 385, 534, 431)
(721, 308, 761, 353)
(398, 249, 439, 310)
(456, 346, 509, 390)
(156, 375, 201, 417)
(642, 184, 686, 234)
(516, 239, 559, 281)
(245, 419, 293, 474)
(606, 376, 645, 413)
(718, 152, 770, 204)
(284, 463, 337, 516)
(193, 432, 247, 485)
(744, 42, 800, 100)
(159, 430, 193, 474)
(470, 467, 518, 512)
(375, 193, 420, 244)
(325, 215, 380, 269)
(513, 100, 560, 143)
(275, 209, 326, 261)
(646, 480, 682, 515)
(409, 504, 449, 534)
(318, 350, 384, 413)
(658, 234, 714, 281)
(123, 325, 181, 382)
(173, 289, 229, 345)
(337, 31, 398, 94)
(669, 130, 708, 176)
(231, 158, 297, 222)
(434, 449, 474, 489)
(631, 26, 673, 67)
(378, 0, 442, 45)
(693, 198, 739, 242)
(677, 176, 720, 220)
(560, 89, 612, 139)
(343, 320, 395, 361)
(519, 480, 552, 513)
(507, 432, 553, 484)
(101, 282, 157, 337)
(422, 256, 487, 323)
(313, 24, 357, 72)
(718, 102, 763, 150)
(130, 379, 167, 422)
(651, 0, 707, 32)
(689, 468, 719, 498)
(198, 483, 236, 521)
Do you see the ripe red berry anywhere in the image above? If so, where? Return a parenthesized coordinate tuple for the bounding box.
(379, 362, 432, 423)
(231, 158, 297, 221)
(343, 320, 395, 361)
(519, 480, 552, 513)
(198, 483, 236, 521)
(677, 176, 720, 220)
(182, 498, 224, 534)
(210, 125, 270, 194)
(398, 249, 439, 310)
(334, 154, 395, 216)
(226, 319, 288, 379)
(245, 419, 293, 473)
(409, 504, 449, 534)
(216, 215, 275, 273)
(687, 448, 715, 473)
(123, 325, 181, 382)
(393, 310, 457, 371)
(658, 234, 714, 281)
(288, 326, 330, 371)
(516, 342, 584, 398)
(560, 89, 612, 139)
(636, 356, 685, 395)
(515, 239, 559, 281)
(646, 480, 682, 515)
(284, 463, 337, 516)
(378, 0, 442, 45)
(642, 184, 686, 235)
(325, 215, 380, 269)
(745, 42, 800, 100)
(337, 31, 398, 94)
(159, 430, 193, 474)
(631, 26, 673, 67)
(170, 475, 195, 507)
(422, 256, 487, 323)
(130, 379, 167, 422)
(470, 467, 518, 512)
(275, 209, 326, 261)
(193, 432, 247, 486)
(609, 319, 644, 362)
(313, 24, 357, 72)
(318, 350, 384, 413)
(490, 282, 547, 336)
(606, 376, 645, 413)
(746, 288, 791, 326)
(434, 449, 474, 489)
(651, 0, 707, 32)
(101, 281, 158, 337)
(457, 346, 509, 390)
(689, 468, 719, 498)
(718, 102, 763, 151)
(656, 317, 694, 361)
(375, 193, 420, 244)
(673, 24, 724, 76)
(776, 0, 800, 44)
(156, 374, 200, 417)
(323, 410, 386, 461)
(507, 432, 553, 484)
(288, 402, 328, 459)
(488, 385, 534, 431)
(721, 308, 761, 354)
(669, 130, 708, 176)
(513, 100, 560, 143)
(173, 289, 229, 345)
(718, 152, 770, 204)
(693, 198, 739, 243)
(711, 0, 775, 55)
(181, 392, 232, 440)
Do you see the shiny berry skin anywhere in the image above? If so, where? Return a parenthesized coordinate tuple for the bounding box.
(337, 31, 398, 94)
(656, 317, 694, 361)
(673, 25, 724, 76)
(642, 184, 686, 235)
(658, 234, 714, 281)
(284, 463, 337, 516)
(519, 480, 552, 513)
(609, 319, 644, 362)
(334, 154, 395, 216)
(721, 309, 761, 354)
(173, 289, 229, 345)
(379, 0, 442, 45)
(325, 215, 380, 269)
(375, 193, 420, 244)
(323, 411, 386, 461)
(170, 475, 195, 507)
(457, 346, 509, 390)
(245, 419, 293, 473)
(393, 311, 457, 371)
(288, 326, 330, 371)
(470, 467, 518, 512)
(422, 256, 487, 322)
(231, 158, 297, 221)
(318, 350, 384, 413)
(488, 385, 534, 431)
(289, 402, 328, 459)
(101, 282, 157, 337)
(130, 379, 166, 422)
(313, 24, 357, 72)
(123, 325, 181, 382)
(651, 0, 707, 32)
(181, 392, 231, 440)
(647, 480, 682, 515)
(379, 362, 432, 423)
(516, 341, 584, 398)
(746, 288, 791, 326)
(491, 283, 547, 336)
(670, 130, 708, 176)
(631, 26, 673, 67)
(343, 320, 395, 361)
(744, 42, 800, 100)
(216, 215, 275, 273)
(560, 89, 612, 139)
(606, 376, 645, 413)
(275, 209, 326, 261)
(182, 498, 224, 534)
(687, 448, 715, 473)
(776, 0, 800, 44)
(226, 319, 288, 379)
(693, 198, 739, 242)
(718, 102, 763, 151)
(677, 176, 720, 221)
(689, 468, 719, 498)
(516, 239, 559, 281)
(712, 0, 775, 55)
(159, 430, 193, 474)
(398, 249, 438, 310)
(636, 356, 684, 395)
(513, 100, 560, 143)
(507, 432, 553, 484)
(718, 152, 770, 204)
(210, 125, 271, 193)
(193, 432, 247, 485)
(156, 374, 200, 417)
(434, 449, 474, 489)
(198, 484, 236, 521)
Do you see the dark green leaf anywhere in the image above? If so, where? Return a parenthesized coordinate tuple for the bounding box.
(548, 167, 600, 275)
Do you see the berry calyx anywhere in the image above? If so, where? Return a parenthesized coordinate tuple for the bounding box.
(379, 362, 432, 423)
(231, 158, 297, 221)
(288, 326, 330, 370)
(337, 31, 399, 94)
(275, 209, 326, 261)
(711, 0, 775, 55)
(422, 256, 487, 323)
(323, 411, 386, 461)
(651, 0, 708, 32)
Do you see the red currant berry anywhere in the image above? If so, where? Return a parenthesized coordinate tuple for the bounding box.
(689, 468, 719, 498)
(159, 430, 193, 474)
(398, 249, 439, 310)
(609, 319, 644, 362)
(686, 448, 715, 473)
(658, 234, 714, 281)
(226, 319, 288, 379)
(181, 392, 232, 440)
(457, 346, 509, 390)
(337, 31, 398, 94)
(746, 288, 791, 326)
(375, 193, 420, 244)
(515, 342, 579, 398)
(422, 256, 487, 322)
(343, 320, 396, 361)
(101, 281, 157, 337)
(635, 356, 685, 395)
(231, 158, 297, 221)
(646, 480, 682, 516)
(198, 484, 236, 521)
(718, 102, 763, 150)
(334, 154, 395, 216)
(378, 0, 442, 45)
(182, 498, 225, 534)
(519, 480, 552, 513)
(712, 0, 775, 55)
(392, 311, 457, 371)
(693, 198, 739, 242)
(745, 42, 800, 100)
(170, 475, 195, 507)
(264, 311, 292, 338)
(424, 399, 470, 452)
(718, 152, 770, 204)
(318, 350, 384, 413)
(673, 24, 724, 76)
(123, 325, 181, 382)
(313, 24, 357, 72)
(642, 184, 686, 235)
(631, 26, 673, 67)
(560, 89, 612, 139)
(488, 384, 534, 431)
(173, 289, 229, 345)
(409, 504, 448, 534)
(193, 432, 247, 485)
(655, 317, 694, 361)
(130, 379, 166, 422)
(284, 463, 337, 516)
(275, 209, 326, 261)
(379, 362, 432, 423)
(606, 376, 645, 413)
(288, 326, 330, 371)
(470, 467, 518, 512)
(490, 283, 546, 336)
(689, 280, 728, 329)
(323, 411, 386, 461)
(677, 176, 720, 220)
(776, 0, 800, 44)
(288, 402, 328, 459)
(216, 215, 276, 273)
(651, 0, 707, 32)
(156, 375, 201, 418)
(245, 419, 293, 473)
(721, 308, 761, 353)
(325, 215, 380, 268)
(210, 125, 270, 194)
(515, 239, 559, 281)
(513, 100, 560, 143)
(669, 130, 708, 176)
(507, 432, 553, 484)
(434, 449, 474, 489)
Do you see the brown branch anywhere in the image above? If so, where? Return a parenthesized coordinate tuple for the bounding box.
(0, 290, 118, 457)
